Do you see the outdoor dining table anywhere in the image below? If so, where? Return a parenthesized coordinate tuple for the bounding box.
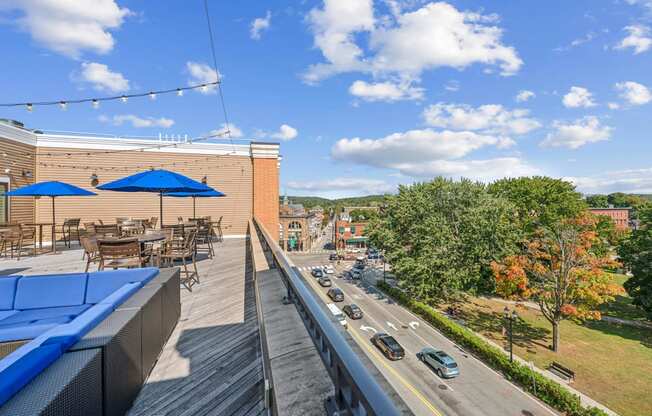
(24, 222, 53, 251)
(138, 233, 166, 244)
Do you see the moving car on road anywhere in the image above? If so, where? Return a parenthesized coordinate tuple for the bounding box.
(329, 253, 339, 261)
(327, 303, 347, 328)
(327, 287, 344, 302)
(417, 347, 460, 378)
(324, 265, 335, 274)
(318, 276, 332, 287)
(343, 304, 363, 319)
(371, 333, 405, 361)
(311, 268, 323, 278)
(350, 269, 362, 280)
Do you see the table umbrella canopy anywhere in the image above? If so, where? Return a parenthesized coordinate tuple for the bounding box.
(96, 169, 212, 226)
(6, 181, 97, 253)
(164, 189, 226, 218)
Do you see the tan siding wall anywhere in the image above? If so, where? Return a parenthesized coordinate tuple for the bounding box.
(35, 148, 252, 236)
(0, 137, 36, 224)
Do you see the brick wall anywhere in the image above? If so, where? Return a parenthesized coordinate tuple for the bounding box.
(253, 157, 279, 241)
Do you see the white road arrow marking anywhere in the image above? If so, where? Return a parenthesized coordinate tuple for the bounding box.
(386, 322, 398, 331)
(409, 321, 420, 330)
(360, 325, 377, 334)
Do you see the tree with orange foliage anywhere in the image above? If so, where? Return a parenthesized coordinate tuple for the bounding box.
(492, 213, 622, 352)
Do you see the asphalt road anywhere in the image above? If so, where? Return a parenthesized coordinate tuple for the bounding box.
(290, 253, 558, 416)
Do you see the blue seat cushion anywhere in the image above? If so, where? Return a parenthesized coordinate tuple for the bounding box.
(0, 311, 17, 321)
(0, 320, 66, 343)
(14, 274, 88, 310)
(0, 305, 91, 327)
(0, 277, 20, 310)
(41, 303, 115, 350)
(0, 342, 62, 406)
(85, 268, 158, 304)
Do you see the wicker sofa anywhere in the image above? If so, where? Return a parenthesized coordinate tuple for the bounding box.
(0, 267, 180, 415)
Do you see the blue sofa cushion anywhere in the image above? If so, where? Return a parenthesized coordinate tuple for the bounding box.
(0, 277, 20, 310)
(0, 305, 91, 327)
(0, 321, 65, 343)
(40, 302, 115, 350)
(0, 342, 62, 406)
(0, 311, 17, 321)
(98, 282, 142, 307)
(14, 274, 88, 310)
(85, 268, 158, 304)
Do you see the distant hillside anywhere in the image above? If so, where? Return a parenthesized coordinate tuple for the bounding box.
(281, 195, 387, 210)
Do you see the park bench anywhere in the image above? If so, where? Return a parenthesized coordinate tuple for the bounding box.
(549, 361, 575, 382)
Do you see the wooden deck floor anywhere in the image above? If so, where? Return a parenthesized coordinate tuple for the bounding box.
(128, 238, 265, 416)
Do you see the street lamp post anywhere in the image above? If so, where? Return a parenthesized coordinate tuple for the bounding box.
(503, 306, 518, 363)
(383, 256, 386, 284)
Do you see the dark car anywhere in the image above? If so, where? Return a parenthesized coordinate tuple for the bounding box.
(343, 304, 363, 319)
(318, 276, 332, 287)
(371, 333, 405, 360)
(327, 288, 344, 302)
(311, 268, 323, 278)
(353, 263, 365, 271)
(329, 253, 339, 261)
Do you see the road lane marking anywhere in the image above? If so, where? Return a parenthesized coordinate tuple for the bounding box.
(360, 325, 377, 334)
(387, 321, 398, 331)
(409, 321, 420, 329)
(348, 326, 444, 416)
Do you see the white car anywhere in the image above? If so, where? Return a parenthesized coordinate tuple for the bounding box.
(324, 265, 335, 274)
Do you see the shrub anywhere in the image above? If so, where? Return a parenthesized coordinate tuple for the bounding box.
(376, 281, 608, 416)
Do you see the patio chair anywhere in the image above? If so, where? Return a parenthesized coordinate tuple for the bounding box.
(149, 217, 158, 229)
(162, 224, 184, 239)
(57, 218, 81, 248)
(160, 230, 199, 291)
(95, 224, 120, 238)
(3, 225, 36, 260)
(115, 217, 129, 226)
(97, 238, 148, 270)
(80, 235, 100, 272)
(84, 222, 96, 235)
(147, 227, 173, 267)
(196, 221, 214, 259)
(177, 216, 184, 224)
(96, 219, 104, 225)
(212, 216, 223, 242)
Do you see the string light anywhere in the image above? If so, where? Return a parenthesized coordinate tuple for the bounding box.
(59, 101, 67, 111)
(92, 99, 100, 109)
(0, 81, 220, 111)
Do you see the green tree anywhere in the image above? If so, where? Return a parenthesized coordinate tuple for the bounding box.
(488, 176, 587, 234)
(617, 206, 652, 318)
(586, 194, 609, 208)
(368, 177, 521, 300)
(349, 208, 378, 222)
(607, 192, 645, 208)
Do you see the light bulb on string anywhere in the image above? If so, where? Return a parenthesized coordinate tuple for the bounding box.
(120, 95, 128, 103)
(59, 101, 67, 111)
(92, 99, 100, 109)
(149, 92, 157, 100)
(176, 88, 183, 97)
(26, 103, 33, 112)
(200, 84, 208, 93)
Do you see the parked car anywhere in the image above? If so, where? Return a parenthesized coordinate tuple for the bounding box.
(367, 252, 380, 260)
(324, 265, 335, 274)
(353, 263, 365, 271)
(329, 253, 339, 261)
(350, 269, 362, 280)
(327, 288, 344, 302)
(311, 268, 323, 278)
(417, 347, 460, 378)
(371, 333, 405, 360)
(327, 303, 347, 328)
(343, 304, 363, 320)
(319, 276, 332, 287)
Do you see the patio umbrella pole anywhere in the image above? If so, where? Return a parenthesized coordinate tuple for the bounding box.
(193, 196, 196, 218)
(51, 196, 56, 254)
(160, 192, 163, 228)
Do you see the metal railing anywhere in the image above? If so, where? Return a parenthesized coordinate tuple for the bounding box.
(252, 217, 401, 416)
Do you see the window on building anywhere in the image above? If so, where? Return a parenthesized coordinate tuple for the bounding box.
(0, 181, 7, 224)
(339, 227, 345, 233)
(350, 226, 356, 234)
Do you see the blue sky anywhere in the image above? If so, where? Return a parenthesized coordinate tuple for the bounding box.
(1, 0, 652, 198)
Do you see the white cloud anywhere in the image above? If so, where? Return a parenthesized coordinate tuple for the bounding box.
(101, 114, 174, 128)
(332, 128, 510, 168)
(214, 123, 243, 138)
(271, 124, 299, 141)
(250, 11, 271, 40)
(349, 79, 424, 101)
(541, 116, 612, 149)
(394, 157, 540, 181)
(78, 62, 129, 93)
(444, 80, 460, 92)
(607, 102, 620, 110)
(304, 1, 522, 84)
(186, 61, 220, 94)
(515, 90, 535, 102)
(615, 25, 652, 54)
(562, 86, 596, 108)
(568, 167, 652, 194)
(286, 177, 395, 195)
(615, 81, 651, 105)
(422, 103, 541, 136)
(0, 0, 131, 58)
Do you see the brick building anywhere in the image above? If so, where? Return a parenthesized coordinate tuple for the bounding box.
(589, 207, 631, 229)
(279, 197, 311, 251)
(0, 120, 280, 239)
(335, 220, 368, 250)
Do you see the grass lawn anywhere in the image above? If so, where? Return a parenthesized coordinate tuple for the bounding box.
(452, 296, 652, 416)
(599, 273, 650, 322)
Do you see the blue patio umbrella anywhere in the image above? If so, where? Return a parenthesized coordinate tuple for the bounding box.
(6, 181, 97, 253)
(96, 169, 212, 226)
(164, 189, 226, 218)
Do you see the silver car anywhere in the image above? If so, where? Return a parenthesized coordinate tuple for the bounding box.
(417, 347, 460, 378)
